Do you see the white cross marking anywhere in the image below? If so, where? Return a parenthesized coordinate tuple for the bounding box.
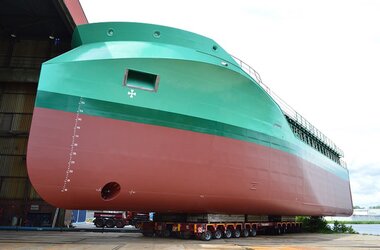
(128, 89, 137, 98)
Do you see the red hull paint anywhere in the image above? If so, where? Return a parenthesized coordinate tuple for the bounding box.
(27, 108, 353, 216)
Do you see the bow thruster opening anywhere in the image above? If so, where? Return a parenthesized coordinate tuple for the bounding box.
(101, 182, 121, 200)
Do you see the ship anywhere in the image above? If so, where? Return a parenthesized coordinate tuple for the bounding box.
(27, 22, 353, 216)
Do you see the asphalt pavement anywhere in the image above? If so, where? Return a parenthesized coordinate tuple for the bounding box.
(0, 230, 380, 249)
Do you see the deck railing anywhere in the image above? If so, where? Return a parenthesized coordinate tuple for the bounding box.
(231, 55, 344, 158)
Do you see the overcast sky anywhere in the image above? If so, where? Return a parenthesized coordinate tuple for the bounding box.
(80, 0, 380, 208)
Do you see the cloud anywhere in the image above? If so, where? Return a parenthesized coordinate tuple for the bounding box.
(349, 161, 380, 206)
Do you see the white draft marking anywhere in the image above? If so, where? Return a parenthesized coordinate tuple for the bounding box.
(128, 89, 137, 98)
(61, 97, 85, 192)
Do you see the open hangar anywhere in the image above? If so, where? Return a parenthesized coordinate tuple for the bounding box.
(0, 0, 87, 226)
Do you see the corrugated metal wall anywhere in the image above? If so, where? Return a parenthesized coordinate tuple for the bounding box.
(0, 82, 36, 200)
(0, 37, 70, 226)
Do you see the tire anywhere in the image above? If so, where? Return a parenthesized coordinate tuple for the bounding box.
(94, 218, 105, 228)
(251, 228, 257, 237)
(233, 229, 241, 238)
(275, 227, 282, 235)
(180, 231, 191, 239)
(242, 229, 249, 237)
(224, 229, 232, 239)
(201, 231, 212, 241)
(163, 229, 171, 238)
(214, 229, 222, 239)
(105, 219, 115, 228)
(115, 220, 125, 228)
(135, 222, 142, 229)
(142, 231, 154, 237)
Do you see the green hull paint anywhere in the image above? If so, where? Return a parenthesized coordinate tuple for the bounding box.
(35, 22, 349, 181)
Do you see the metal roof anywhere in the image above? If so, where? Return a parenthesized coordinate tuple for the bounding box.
(0, 0, 87, 40)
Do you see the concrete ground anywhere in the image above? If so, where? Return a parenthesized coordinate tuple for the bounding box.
(0, 231, 379, 250)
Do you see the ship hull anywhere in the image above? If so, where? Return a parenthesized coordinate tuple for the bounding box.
(28, 106, 352, 216)
(27, 22, 353, 216)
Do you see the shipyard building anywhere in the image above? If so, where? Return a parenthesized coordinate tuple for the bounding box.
(0, 0, 87, 226)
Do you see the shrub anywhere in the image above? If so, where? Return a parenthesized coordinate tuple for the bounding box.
(296, 216, 356, 234)
(332, 220, 356, 234)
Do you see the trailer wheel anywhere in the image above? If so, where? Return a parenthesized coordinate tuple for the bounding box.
(115, 220, 125, 228)
(201, 231, 212, 241)
(233, 229, 241, 238)
(142, 232, 154, 237)
(275, 227, 282, 235)
(213, 229, 222, 239)
(224, 229, 232, 238)
(105, 219, 115, 228)
(250, 228, 257, 237)
(94, 218, 105, 228)
(180, 231, 191, 239)
(163, 229, 171, 238)
(242, 229, 249, 237)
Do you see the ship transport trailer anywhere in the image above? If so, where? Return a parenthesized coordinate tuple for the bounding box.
(93, 211, 149, 228)
(141, 214, 301, 241)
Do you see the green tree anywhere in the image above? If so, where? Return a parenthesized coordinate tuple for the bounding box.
(369, 205, 380, 209)
(353, 205, 364, 209)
